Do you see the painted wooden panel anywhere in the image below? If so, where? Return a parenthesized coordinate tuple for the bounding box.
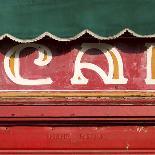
(0, 38, 154, 154)
(0, 126, 154, 154)
(0, 38, 155, 93)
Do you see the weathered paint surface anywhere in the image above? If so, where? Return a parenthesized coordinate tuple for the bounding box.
(0, 38, 155, 154)
(0, 39, 155, 92)
(0, 126, 154, 153)
(0, 105, 155, 118)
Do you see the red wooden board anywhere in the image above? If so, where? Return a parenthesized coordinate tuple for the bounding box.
(0, 126, 154, 154)
(0, 39, 155, 92)
(0, 38, 154, 154)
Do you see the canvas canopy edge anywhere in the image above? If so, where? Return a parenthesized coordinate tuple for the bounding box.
(1, 28, 155, 43)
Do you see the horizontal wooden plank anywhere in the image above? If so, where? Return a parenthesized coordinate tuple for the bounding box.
(0, 149, 155, 154)
(0, 92, 155, 106)
(0, 41, 151, 92)
(0, 105, 154, 119)
(0, 126, 154, 150)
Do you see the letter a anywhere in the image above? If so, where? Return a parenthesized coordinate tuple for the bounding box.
(71, 43, 127, 84)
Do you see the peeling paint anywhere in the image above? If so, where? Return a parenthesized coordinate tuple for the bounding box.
(126, 143, 129, 150)
(136, 127, 147, 133)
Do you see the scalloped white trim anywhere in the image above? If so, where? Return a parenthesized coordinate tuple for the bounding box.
(1, 28, 155, 43)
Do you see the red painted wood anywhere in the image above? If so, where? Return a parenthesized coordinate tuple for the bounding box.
(0, 126, 153, 150)
(0, 105, 154, 118)
(0, 150, 155, 155)
(0, 39, 154, 154)
(0, 39, 153, 91)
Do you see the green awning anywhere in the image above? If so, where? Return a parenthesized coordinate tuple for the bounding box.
(1, 0, 155, 41)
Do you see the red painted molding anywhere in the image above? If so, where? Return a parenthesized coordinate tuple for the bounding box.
(0, 149, 155, 154)
(0, 126, 153, 150)
(0, 105, 154, 119)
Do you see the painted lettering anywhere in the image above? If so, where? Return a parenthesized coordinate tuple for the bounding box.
(4, 43, 52, 85)
(71, 43, 128, 84)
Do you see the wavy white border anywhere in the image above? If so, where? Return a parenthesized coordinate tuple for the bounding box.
(1, 28, 155, 43)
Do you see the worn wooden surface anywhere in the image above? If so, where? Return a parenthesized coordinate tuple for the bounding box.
(0, 37, 155, 154)
(0, 126, 154, 154)
(0, 38, 154, 92)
